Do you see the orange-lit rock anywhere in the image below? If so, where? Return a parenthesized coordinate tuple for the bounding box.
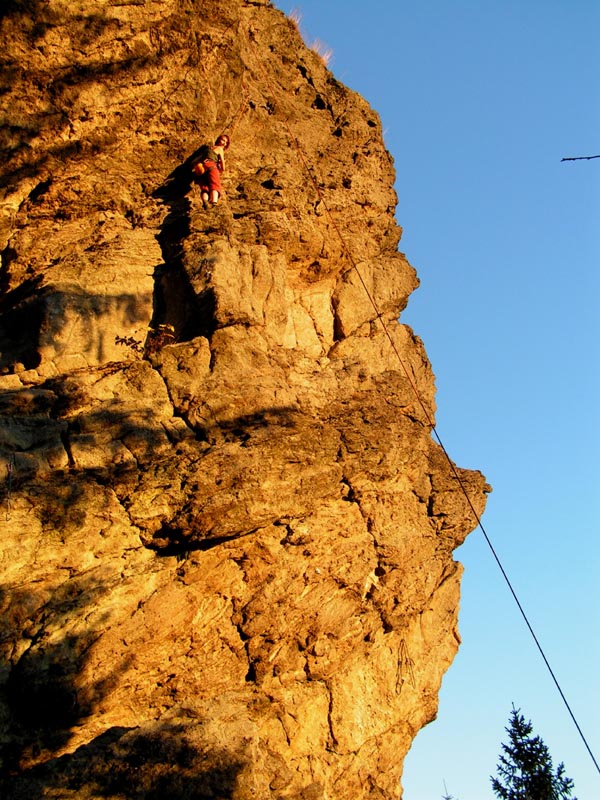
(0, 1, 489, 797)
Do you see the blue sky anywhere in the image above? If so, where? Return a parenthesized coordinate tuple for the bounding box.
(274, 2, 599, 797)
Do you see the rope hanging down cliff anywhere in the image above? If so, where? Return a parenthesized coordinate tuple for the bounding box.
(246, 28, 600, 778)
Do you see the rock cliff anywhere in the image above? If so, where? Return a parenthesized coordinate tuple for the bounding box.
(0, 1, 489, 797)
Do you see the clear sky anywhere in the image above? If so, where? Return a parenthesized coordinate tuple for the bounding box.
(274, 2, 599, 798)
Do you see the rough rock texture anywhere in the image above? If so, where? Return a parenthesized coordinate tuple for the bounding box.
(0, 1, 490, 798)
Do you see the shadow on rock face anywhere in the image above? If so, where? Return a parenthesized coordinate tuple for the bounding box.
(0, 277, 154, 374)
(0, 576, 132, 776)
(0, 721, 245, 799)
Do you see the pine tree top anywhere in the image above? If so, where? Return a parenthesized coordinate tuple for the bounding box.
(491, 707, 577, 800)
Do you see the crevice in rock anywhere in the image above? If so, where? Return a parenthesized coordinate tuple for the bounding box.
(59, 426, 76, 469)
(151, 525, 260, 556)
(150, 151, 219, 344)
(296, 63, 313, 85)
(0, 277, 45, 372)
(27, 178, 52, 204)
(0, 245, 18, 296)
(339, 477, 357, 504)
(325, 683, 339, 753)
(231, 618, 256, 683)
(244, 661, 257, 683)
(148, 262, 216, 343)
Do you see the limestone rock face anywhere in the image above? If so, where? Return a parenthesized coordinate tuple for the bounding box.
(0, 1, 490, 798)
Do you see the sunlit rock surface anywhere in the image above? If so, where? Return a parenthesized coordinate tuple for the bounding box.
(0, 1, 489, 797)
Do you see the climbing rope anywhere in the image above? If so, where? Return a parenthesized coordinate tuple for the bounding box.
(247, 28, 600, 777)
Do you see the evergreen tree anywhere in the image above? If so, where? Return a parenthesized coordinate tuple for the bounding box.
(491, 707, 577, 800)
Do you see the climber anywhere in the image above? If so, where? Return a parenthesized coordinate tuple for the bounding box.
(192, 134, 230, 208)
